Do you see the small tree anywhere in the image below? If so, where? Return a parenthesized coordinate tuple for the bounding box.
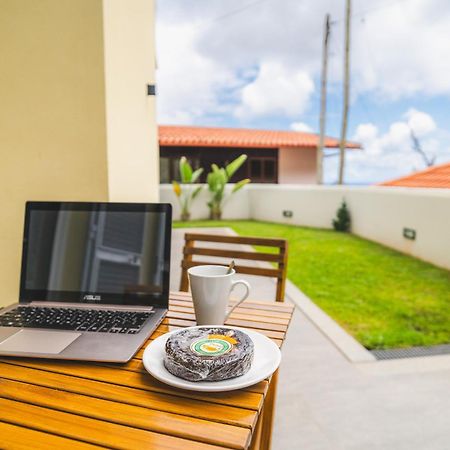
(332, 200, 351, 232)
(410, 128, 436, 167)
(172, 157, 203, 221)
(206, 154, 250, 220)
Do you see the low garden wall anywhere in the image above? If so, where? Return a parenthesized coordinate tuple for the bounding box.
(160, 184, 450, 270)
(160, 184, 250, 220)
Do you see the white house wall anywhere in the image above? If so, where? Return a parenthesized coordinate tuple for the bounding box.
(160, 184, 450, 270)
(278, 147, 317, 184)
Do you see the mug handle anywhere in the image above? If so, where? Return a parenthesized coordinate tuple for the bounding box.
(225, 280, 251, 321)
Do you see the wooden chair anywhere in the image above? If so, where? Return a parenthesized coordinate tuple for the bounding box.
(179, 233, 288, 302)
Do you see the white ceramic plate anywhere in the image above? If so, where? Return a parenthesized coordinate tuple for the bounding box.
(142, 325, 281, 392)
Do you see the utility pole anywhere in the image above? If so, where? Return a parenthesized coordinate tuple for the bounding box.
(338, 0, 351, 185)
(317, 14, 331, 185)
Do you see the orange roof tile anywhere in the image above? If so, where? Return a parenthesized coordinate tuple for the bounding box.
(158, 125, 361, 150)
(379, 162, 450, 189)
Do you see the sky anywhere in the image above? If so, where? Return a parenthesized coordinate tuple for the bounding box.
(155, 0, 450, 184)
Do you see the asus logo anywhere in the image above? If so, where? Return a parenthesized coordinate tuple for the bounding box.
(83, 294, 101, 302)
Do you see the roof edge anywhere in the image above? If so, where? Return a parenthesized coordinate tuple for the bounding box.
(158, 124, 362, 150)
(378, 161, 450, 186)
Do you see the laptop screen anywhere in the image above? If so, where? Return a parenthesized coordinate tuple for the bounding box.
(19, 202, 172, 307)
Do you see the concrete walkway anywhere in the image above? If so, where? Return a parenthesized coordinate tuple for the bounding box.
(171, 228, 450, 450)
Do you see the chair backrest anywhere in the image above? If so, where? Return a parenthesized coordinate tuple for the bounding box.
(179, 233, 288, 302)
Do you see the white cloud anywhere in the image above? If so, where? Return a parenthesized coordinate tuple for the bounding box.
(353, 123, 379, 153)
(290, 121, 313, 132)
(235, 63, 314, 119)
(155, 22, 238, 124)
(339, 109, 443, 183)
(405, 109, 436, 136)
(156, 0, 325, 124)
(380, 122, 411, 149)
(348, 0, 450, 99)
(188, 0, 450, 103)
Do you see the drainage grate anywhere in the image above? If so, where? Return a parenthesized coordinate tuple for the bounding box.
(371, 344, 450, 360)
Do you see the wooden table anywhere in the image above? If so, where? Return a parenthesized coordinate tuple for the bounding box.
(0, 292, 294, 450)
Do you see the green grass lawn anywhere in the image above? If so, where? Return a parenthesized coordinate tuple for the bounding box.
(174, 220, 450, 350)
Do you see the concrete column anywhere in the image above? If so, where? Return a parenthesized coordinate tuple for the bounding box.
(0, 0, 158, 306)
(103, 0, 159, 202)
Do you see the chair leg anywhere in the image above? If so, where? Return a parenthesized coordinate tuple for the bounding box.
(179, 268, 189, 292)
(179, 238, 194, 291)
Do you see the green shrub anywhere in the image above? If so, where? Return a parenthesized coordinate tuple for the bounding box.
(172, 157, 203, 221)
(332, 200, 351, 232)
(206, 154, 250, 220)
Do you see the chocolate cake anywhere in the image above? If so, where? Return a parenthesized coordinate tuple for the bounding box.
(164, 327, 254, 382)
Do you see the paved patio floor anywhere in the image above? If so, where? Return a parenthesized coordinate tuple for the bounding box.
(171, 228, 450, 450)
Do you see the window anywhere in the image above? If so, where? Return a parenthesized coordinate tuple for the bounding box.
(171, 158, 181, 181)
(250, 160, 262, 179)
(248, 157, 277, 183)
(264, 160, 276, 179)
(159, 154, 202, 183)
(159, 158, 170, 183)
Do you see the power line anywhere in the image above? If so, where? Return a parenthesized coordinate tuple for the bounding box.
(332, 0, 409, 24)
(195, 0, 273, 29)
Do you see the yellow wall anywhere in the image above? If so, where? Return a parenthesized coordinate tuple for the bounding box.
(103, 0, 160, 202)
(0, 0, 158, 306)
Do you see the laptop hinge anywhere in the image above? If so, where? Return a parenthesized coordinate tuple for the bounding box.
(28, 302, 154, 312)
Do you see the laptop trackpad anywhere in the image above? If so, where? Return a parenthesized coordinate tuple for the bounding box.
(0, 329, 81, 354)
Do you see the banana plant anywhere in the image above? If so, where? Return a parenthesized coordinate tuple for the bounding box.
(172, 157, 203, 221)
(206, 154, 250, 220)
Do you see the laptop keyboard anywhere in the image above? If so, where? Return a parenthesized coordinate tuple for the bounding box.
(0, 307, 154, 334)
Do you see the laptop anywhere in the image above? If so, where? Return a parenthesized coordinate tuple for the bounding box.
(0, 201, 172, 362)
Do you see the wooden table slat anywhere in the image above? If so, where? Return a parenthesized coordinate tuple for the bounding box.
(0, 378, 250, 450)
(162, 318, 286, 339)
(169, 293, 295, 311)
(167, 310, 290, 326)
(0, 362, 257, 429)
(2, 359, 265, 411)
(0, 421, 106, 450)
(168, 303, 293, 320)
(0, 398, 230, 450)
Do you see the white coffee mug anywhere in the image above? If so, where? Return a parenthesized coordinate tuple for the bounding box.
(188, 265, 251, 325)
